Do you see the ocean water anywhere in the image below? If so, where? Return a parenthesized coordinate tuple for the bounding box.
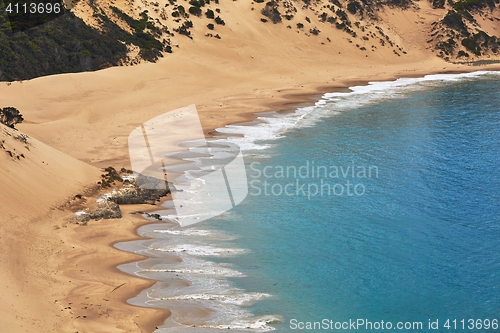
(117, 71, 500, 332)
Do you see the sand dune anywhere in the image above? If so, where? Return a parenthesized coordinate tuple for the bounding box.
(0, 126, 168, 332)
(0, 1, 499, 332)
(0, 125, 98, 332)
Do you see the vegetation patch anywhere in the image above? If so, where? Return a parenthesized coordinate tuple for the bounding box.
(347, 0, 363, 15)
(441, 10, 468, 34)
(261, 1, 282, 24)
(461, 37, 481, 55)
(0, 11, 131, 81)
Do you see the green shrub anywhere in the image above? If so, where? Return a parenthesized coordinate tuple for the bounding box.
(432, 0, 446, 7)
(347, 0, 362, 14)
(453, 0, 487, 11)
(442, 10, 467, 33)
(0, 11, 135, 81)
(310, 28, 320, 35)
(261, 2, 282, 23)
(189, 0, 205, 6)
(205, 9, 215, 19)
(215, 16, 225, 25)
(461, 37, 481, 55)
(336, 9, 348, 21)
(189, 6, 202, 16)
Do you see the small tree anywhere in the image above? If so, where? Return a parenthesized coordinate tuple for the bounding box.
(0, 107, 24, 129)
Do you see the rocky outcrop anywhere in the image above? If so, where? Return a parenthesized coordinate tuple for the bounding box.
(71, 201, 122, 225)
(69, 166, 175, 225)
(107, 181, 171, 205)
(99, 166, 174, 204)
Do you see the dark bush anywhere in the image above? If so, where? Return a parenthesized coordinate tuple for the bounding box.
(461, 37, 481, 55)
(385, 0, 413, 7)
(432, 0, 446, 8)
(189, 6, 202, 16)
(336, 9, 348, 21)
(442, 10, 468, 33)
(261, 2, 282, 24)
(310, 28, 320, 35)
(189, 0, 205, 6)
(453, 0, 487, 10)
(347, 0, 363, 14)
(436, 38, 457, 54)
(207, 23, 214, 29)
(0, 107, 23, 128)
(215, 16, 225, 25)
(0, 10, 141, 81)
(205, 9, 215, 19)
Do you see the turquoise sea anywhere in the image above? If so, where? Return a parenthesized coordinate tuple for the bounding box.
(117, 71, 500, 332)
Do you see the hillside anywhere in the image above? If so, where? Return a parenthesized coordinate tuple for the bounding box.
(0, 124, 101, 332)
(0, 0, 498, 81)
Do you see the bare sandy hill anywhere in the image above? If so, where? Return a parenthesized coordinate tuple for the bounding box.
(0, 125, 99, 218)
(0, 124, 100, 332)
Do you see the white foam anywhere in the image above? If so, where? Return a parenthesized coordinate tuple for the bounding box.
(152, 229, 236, 240)
(150, 298, 283, 332)
(215, 71, 500, 153)
(160, 292, 271, 306)
(153, 229, 214, 236)
(150, 243, 247, 256)
(144, 267, 244, 278)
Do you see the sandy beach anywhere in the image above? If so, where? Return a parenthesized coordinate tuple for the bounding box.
(1, 0, 500, 331)
(2, 63, 499, 333)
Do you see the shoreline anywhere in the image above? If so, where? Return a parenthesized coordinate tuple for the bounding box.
(2, 62, 500, 333)
(202, 66, 500, 140)
(111, 66, 500, 332)
(57, 201, 173, 333)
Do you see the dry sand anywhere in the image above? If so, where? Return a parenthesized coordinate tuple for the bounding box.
(0, 125, 169, 332)
(1, 1, 500, 332)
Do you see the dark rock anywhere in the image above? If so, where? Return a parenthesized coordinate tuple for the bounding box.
(108, 174, 174, 205)
(71, 201, 122, 224)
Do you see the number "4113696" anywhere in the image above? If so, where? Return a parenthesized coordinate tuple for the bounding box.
(5, 2, 61, 14)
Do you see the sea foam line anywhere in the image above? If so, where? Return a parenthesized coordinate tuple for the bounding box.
(215, 71, 500, 153)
